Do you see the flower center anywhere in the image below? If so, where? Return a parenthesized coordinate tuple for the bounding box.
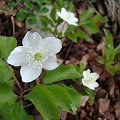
(27, 48, 49, 69)
(34, 52, 42, 61)
(87, 77, 93, 84)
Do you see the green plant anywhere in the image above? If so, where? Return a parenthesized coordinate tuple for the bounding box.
(97, 29, 120, 75)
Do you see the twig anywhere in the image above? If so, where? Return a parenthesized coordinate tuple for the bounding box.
(11, 16, 15, 36)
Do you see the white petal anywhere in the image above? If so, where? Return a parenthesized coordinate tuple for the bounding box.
(87, 82, 99, 90)
(43, 37, 62, 54)
(91, 73, 99, 81)
(22, 31, 43, 48)
(83, 69, 90, 78)
(7, 46, 28, 66)
(20, 64, 42, 83)
(42, 55, 59, 70)
(57, 8, 68, 21)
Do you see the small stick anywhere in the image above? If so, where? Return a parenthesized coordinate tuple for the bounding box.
(11, 16, 15, 36)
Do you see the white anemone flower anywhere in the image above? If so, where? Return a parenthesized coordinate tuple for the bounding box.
(57, 8, 78, 26)
(82, 69, 99, 90)
(7, 31, 62, 83)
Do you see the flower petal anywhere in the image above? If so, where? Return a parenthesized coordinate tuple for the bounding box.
(57, 8, 68, 20)
(22, 31, 43, 48)
(43, 37, 62, 54)
(20, 65, 42, 83)
(91, 73, 99, 81)
(7, 46, 28, 66)
(88, 82, 99, 90)
(42, 55, 59, 70)
(83, 69, 90, 78)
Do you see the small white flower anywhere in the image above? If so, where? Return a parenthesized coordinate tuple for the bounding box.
(57, 8, 78, 26)
(7, 31, 62, 83)
(82, 69, 99, 90)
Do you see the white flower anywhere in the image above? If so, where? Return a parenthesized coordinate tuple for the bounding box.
(82, 69, 99, 90)
(7, 31, 62, 83)
(57, 8, 78, 26)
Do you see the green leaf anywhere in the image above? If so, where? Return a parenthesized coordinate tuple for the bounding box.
(83, 21, 99, 34)
(16, 9, 27, 21)
(25, 84, 60, 120)
(35, 6, 48, 14)
(0, 82, 16, 104)
(50, 3, 56, 21)
(39, 16, 54, 26)
(106, 64, 116, 75)
(0, 103, 12, 120)
(115, 44, 120, 55)
(10, 102, 33, 120)
(65, 25, 76, 34)
(61, 84, 82, 114)
(104, 44, 115, 64)
(28, 17, 37, 25)
(0, 59, 12, 82)
(92, 15, 102, 23)
(84, 87, 95, 104)
(0, 36, 17, 61)
(47, 84, 72, 112)
(104, 29, 113, 46)
(24, 0, 32, 8)
(80, 7, 95, 24)
(79, 63, 85, 74)
(68, 33, 77, 42)
(75, 30, 92, 41)
(43, 65, 81, 84)
(97, 56, 105, 65)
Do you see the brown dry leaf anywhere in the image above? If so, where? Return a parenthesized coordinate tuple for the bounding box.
(60, 109, 67, 120)
(65, 58, 79, 65)
(99, 98, 110, 114)
(80, 54, 89, 66)
(80, 96, 89, 107)
(97, 41, 105, 56)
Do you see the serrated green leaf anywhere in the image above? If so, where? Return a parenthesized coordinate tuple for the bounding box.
(0, 82, 16, 104)
(47, 84, 72, 112)
(60, 84, 82, 114)
(0, 59, 12, 82)
(0, 103, 12, 120)
(43, 65, 81, 84)
(16, 9, 27, 21)
(25, 84, 60, 120)
(10, 102, 33, 120)
(0, 36, 17, 61)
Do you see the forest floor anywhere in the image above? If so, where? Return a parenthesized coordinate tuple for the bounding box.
(0, 1, 120, 120)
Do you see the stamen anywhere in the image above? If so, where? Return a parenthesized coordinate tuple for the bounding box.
(26, 48, 49, 69)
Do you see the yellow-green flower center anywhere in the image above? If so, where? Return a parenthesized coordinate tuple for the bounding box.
(34, 52, 42, 61)
(87, 77, 93, 83)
